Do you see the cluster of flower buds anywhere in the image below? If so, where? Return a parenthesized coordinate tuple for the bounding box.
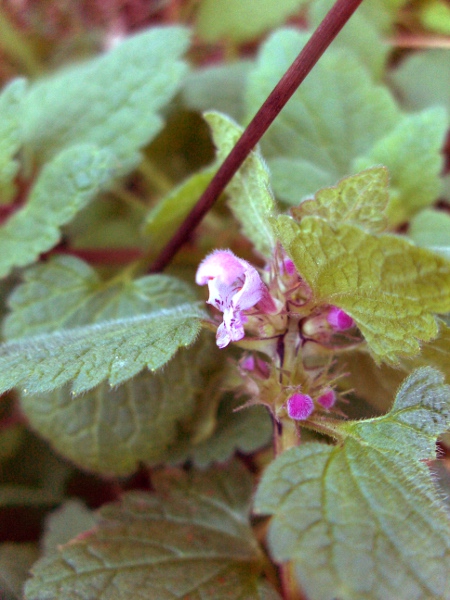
(196, 248, 356, 422)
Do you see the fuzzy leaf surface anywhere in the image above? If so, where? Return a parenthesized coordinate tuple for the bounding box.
(20, 337, 220, 475)
(291, 167, 389, 233)
(205, 111, 276, 257)
(143, 166, 216, 253)
(22, 28, 189, 171)
(25, 463, 278, 600)
(0, 304, 204, 395)
(353, 108, 448, 225)
(196, 0, 308, 42)
(4, 254, 196, 338)
(245, 29, 399, 204)
(0, 78, 26, 204)
(3, 255, 216, 474)
(0, 145, 114, 278)
(275, 215, 450, 362)
(255, 367, 450, 600)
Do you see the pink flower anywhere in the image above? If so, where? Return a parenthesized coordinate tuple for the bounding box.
(196, 249, 277, 348)
(286, 393, 314, 420)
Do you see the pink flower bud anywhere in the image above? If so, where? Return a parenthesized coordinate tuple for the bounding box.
(327, 307, 354, 331)
(286, 393, 314, 421)
(283, 258, 296, 276)
(317, 388, 336, 409)
(240, 354, 270, 379)
(240, 356, 255, 371)
(196, 249, 277, 348)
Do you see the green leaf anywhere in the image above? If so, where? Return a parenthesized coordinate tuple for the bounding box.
(42, 500, 97, 556)
(2, 255, 217, 474)
(255, 367, 450, 600)
(162, 394, 273, 468)
(0, 544, 39, 600)
(275, 214, 450, 362)
(353, 108, 448, 225)
(291, 167, 389, 233)
(0, 303, 205, 395)
(409, 209, 450, 259)
(195, 0, 308, 43)
(22, 28, 189, 172)
(205, 111, 276, 257)
(143, 165, 216, 253)
(390, 49, 450, 112)
(245, 29, 400, 204)
(420, 0, 450, 34)
(0, 78, 26, 204)
(3, 254, 197, 338)
(0, 144, 115, 278)
(20, 335, 222, 475)
(309, 0, 404, 78)
(182, 61, 252, 122)
(25, 463, 278, 600)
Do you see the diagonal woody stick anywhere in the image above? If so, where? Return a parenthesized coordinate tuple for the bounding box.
(150, 0, 364, 273)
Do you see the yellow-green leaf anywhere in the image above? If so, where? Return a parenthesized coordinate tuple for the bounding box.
(291, 167, 389, 233)
(420, 0, 450, 34)
(275, 214, 450, 362)
(196, 0, 308, 43)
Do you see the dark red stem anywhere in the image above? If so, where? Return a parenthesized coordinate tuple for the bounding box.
(150, 0, 364, 273)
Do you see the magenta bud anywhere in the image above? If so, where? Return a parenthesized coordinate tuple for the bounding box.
(317, 388, 336, 409)
(327, 307, 354, 331)
(240, 356, 255, 371)
(286, 393, 314, 421)
(283, 258, 296, 275)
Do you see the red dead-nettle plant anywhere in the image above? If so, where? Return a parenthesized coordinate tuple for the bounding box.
(0, 0, 449, 599)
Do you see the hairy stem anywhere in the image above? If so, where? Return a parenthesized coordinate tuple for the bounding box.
(150, 0, 364, 272)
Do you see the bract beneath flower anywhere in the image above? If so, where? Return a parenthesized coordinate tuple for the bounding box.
(196, 249, 276, 348)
